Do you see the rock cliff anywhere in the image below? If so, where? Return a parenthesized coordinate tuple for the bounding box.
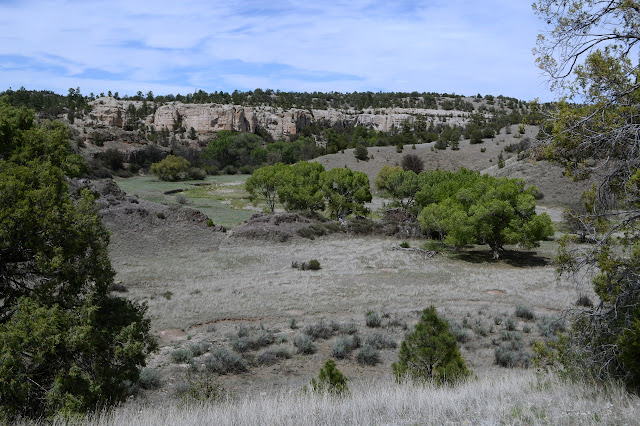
(84, 97, 467, 142)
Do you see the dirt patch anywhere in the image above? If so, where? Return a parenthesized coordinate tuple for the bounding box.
(156, 328, 188, 343)
(486, 289, 507, 296)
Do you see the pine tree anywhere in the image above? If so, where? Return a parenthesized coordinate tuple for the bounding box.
(310, 360, 349, 395)
(392, 306, 470, 384)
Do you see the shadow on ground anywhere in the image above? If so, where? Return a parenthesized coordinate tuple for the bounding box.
(452, 249, 550, 267)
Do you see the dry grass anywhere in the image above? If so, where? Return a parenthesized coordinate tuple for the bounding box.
(79, 371, 639, 425)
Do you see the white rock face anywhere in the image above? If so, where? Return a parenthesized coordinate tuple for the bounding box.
(88, 98, 467, 140)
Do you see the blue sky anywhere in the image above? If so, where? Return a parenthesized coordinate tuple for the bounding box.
(0, 0, 556, 101)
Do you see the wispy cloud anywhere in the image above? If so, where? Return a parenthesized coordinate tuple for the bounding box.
(0, 0, 553, 100)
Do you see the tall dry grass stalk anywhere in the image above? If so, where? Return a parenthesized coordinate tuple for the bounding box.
(77, 371, 638, 426)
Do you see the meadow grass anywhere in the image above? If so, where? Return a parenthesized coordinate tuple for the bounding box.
(75, 371, 639, 425)
(115, 175, 254, 228)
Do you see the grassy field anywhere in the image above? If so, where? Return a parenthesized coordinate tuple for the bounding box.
(115, 174, 256, 228)
(81, 371, 639, 425)
(103, 161, 633, 423)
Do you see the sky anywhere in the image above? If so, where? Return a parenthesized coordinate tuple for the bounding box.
(0, 0, 557, 102)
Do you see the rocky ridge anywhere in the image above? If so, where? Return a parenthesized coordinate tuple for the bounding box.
(84, 97, 470, 143)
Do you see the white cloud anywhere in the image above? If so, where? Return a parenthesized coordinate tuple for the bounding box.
(0, 0, 554, 100)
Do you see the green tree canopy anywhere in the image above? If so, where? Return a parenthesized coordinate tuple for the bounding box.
(374, 165, 403, 191)
(320, 167, 372, 219)
(392, 306, 470, 384)
(278, 161, 325, 212)
(245, 163, 288, 213)
(416, 169, 553, 259)
(150, 154, 190, 181)
(0, 101, 156, 420)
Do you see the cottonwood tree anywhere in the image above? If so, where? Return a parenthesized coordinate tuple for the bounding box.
(320, 167, 372, 219)
(245, 163, 288, 212)
(277, 161, 325, 212)
(0, 102, 156, 420)
(534, 0, 640, 391)
(416, 170, 553, 259)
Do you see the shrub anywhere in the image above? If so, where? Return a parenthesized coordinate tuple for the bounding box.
(156, 212, 166, 219)
(505, 317, 517, 331)
(204, 347, 248, 374)
(175, 372, 227, 404)
(294, 334, 317, 354)
(365, 310, 382, 328)
(229, 328, 275, 353)
(354, 143, 369, 161)
(356, 344, 381, 366)
(576, 295, 594, 307)
(365, 332, 397, 349)
(401, 153, 424, 173)
(515, 304, 536, 321)
(305, 319, 333, 340)
(188, 341, 211, 357)
(109, 282, 128, 292)
(150, 155, 190, 181)
(400, 241, 410, 248)
(138, 368, 162, 390)
(495, 341, 531, 368)
(289, 317, 299, 329)
(331, 338, 351, 359)
(187, 167, 207, 180)
(500, 331, 522, 342)
(256, 346, 292, 366)
(339, 322, 359, 335)
(392, 306, 471, 384)
(171, 348, 194, 364)
(537, 316, 566, 338)
(176, 193, 188, 204)
(307, 259, 321, 270)
(310, 360, 349, 395)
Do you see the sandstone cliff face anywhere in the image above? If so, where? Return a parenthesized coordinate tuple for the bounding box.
(86, 97, 466, 141)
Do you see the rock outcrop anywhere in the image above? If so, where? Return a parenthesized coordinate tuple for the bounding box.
(84, 97, 467, 142)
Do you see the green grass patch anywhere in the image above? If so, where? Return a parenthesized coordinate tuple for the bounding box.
(115, 175, 255, 228)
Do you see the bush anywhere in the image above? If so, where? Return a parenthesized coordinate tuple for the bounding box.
(150, 155, 190, 181)
(256, 346, 292, 366)
(538, 316, 566, 338)
(175, 372, 227, 404)
(500, 331, 522, 341)
(176, 193, 188, 204)
(307, 259, 321, 270)
(188, 341, 211, 357)
(515, 304, 536, 321)
(401, 153, 424, 173)
(392, 306, 471, 384)
(294, 334, 317, 354)
(400, 241, 410, 248)
(171, 348, 194, 364)
(365, 310, 382, 328)
(356, 344, 381, 366)
(138, 368, 162, 390)
(305, 319, 334, 340)
(229, 328, 275, 353)
(204, 347, 248, 374)
(338, 322, 358, 335)
(310, 360, 349, 395)
(505, 317, 517, 331)
(364, 332, 397, 349)
(495, 341, 531, 368)
(576, 295, 594, 307)
(332, 335, 361, 359)
(187, 167, 207, 180)
(354, 143, 369, 161)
